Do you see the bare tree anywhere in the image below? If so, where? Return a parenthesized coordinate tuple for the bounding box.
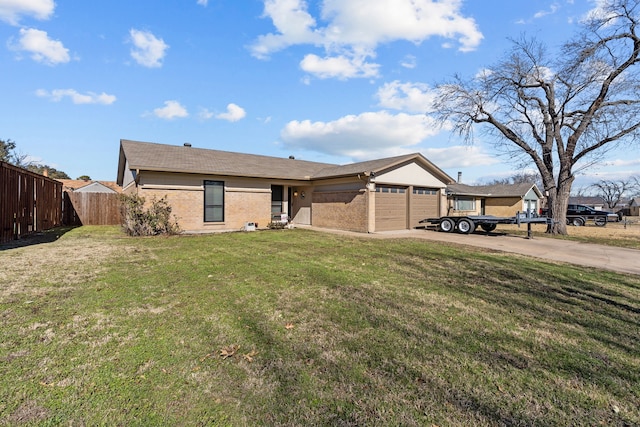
(0, 138, 30, 167)
(432, 0, 640, 234)
(590, 178, 637, 208)
(482, 171, 542, 187)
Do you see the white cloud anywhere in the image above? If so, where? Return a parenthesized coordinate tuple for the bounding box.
(300, 53, 379, 79)
(36, 89, 116, 105)
(603, 158, 640, 168)
(11, 28, 69, 65)
(533, 3, 559, 19)
(400, 55, 416, 69)
(129, 29, 169, 68)
(376, 81, 437, 113)
(0, 0, 54, 25)
(199, 108, 215, 120)
(153, 100, 188, 119)
(280, 111, 440, 160)
(250, 0, 321, 59)
(216, 103, 246, 122)
(421, 145, 501, 169)
(250, 0, 483, 80)
(197, 0, 208, 5)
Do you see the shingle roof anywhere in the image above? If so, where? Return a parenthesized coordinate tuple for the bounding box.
(119, 139, 336, 181)
(118, 140, 454, 183)
(447, 182, 539, 197)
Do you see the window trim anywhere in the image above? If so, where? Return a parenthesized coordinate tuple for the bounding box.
(204, 180, 224, 222)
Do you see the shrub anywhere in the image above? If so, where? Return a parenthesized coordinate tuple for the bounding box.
(267, 221, 287, 229)
(120, 194, 180, 236)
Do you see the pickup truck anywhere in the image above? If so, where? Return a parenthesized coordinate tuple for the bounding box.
(540, 204, 608, 226)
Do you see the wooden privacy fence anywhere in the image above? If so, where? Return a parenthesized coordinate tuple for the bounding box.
(1, 161, 63, 244)
(63, 192, 122, 226)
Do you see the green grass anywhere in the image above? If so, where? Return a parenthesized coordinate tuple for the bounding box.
(1, 226, 639, 426)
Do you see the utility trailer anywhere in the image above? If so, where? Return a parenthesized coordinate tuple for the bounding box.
(419, 212, 552, 238)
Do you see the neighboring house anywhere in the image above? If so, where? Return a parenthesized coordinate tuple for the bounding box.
(445, 182, 543, 217)
(58, 179, 121, 193)
(629, 198, 640, 216)
(116, 139, 455, 233)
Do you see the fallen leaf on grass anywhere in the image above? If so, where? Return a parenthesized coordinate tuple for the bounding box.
(243, 350, 259, 362)
(219, 344, 239, 359)
(285, 323, 295, 330)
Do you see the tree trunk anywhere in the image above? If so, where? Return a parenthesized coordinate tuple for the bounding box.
(546, 176, 574, 235)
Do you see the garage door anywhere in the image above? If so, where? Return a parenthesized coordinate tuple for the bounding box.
(410, 187, 439, 228)
(375, 186, 408, 231)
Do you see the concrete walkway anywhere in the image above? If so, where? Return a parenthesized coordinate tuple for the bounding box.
(302, 226, 640, 276)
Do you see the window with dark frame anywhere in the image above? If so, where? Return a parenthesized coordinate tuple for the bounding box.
(204, 180, 224, 222)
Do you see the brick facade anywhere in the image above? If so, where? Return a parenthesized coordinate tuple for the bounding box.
(133, 173, 276, 232)
(312, 190, 368, 232)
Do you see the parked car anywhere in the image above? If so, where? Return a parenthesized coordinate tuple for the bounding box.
(540, 204, 609, 226)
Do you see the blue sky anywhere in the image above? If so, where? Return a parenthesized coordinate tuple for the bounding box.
(1, 0, 638, 187)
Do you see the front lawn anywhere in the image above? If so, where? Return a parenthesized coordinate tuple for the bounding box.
(1, 227, 638, 425)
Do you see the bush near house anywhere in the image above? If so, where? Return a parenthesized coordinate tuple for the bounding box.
(119, 194, 180, 236)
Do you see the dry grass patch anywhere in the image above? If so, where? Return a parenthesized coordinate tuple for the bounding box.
(499, 220, 640, 249)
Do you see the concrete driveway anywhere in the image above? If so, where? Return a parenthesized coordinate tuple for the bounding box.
(305, 226, 640, 276)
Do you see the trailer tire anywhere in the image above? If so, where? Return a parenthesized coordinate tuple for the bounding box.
(594, 217, 606, 227)
(480, 223, 497, 232)
(570, 217, 585, 227)
(439, 218, 455, 232)
(457, 218, 476, 234)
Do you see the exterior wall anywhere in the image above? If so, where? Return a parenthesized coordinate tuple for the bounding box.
(121, 160, 136, 189)
(119, 158, 452, 233)
(484, 197, 522, 217)
(376, 162, 447, 187)
(312, 190, 368, 232)
(311, 179, 368, 232)
(136, 172, 275, 232)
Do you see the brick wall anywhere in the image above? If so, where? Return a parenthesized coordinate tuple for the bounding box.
(136, 172, 274, 232)
(312, 190, 368, 232)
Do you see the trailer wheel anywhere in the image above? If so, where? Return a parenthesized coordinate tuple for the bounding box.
(457, 218, 476, 234)
(439, 218, 455, 232)
(480, 223, 497, 232)
(571, 217, 585, 227)
(594, 216, 606, 227)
